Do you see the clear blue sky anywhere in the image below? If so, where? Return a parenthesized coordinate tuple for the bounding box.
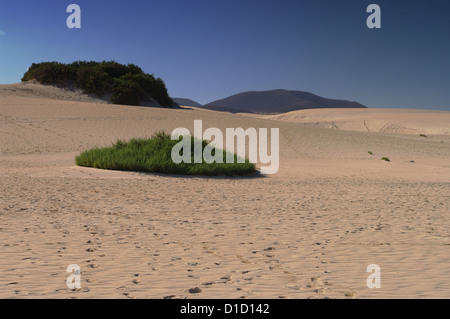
(0, 0, 449, 110)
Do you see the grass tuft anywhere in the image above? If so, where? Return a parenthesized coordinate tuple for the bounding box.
(381, 157, 390, 162)
(75, 131, 257, 176)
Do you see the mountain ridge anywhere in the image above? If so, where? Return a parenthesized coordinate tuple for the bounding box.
(173, 98, 203, 108)
(202, 89, 366, 114)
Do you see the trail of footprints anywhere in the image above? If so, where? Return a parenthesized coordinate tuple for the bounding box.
(5, 185, 393, 299)
(73, 224, 355, 298)
(3, 207, 361, 299)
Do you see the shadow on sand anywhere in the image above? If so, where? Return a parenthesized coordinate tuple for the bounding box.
(131, 169, 266, 180)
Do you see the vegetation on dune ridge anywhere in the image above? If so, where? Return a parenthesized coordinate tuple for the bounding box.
(75, 131, 257, 177)
(22, 61, 177, 107)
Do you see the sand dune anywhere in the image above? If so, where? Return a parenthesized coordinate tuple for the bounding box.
(264, 108, 450, 135)
(0, 83, 449, 299)
(0, 81, 109, 104)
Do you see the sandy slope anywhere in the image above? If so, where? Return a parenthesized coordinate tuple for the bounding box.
(262, 108, 450, 135)
(0, 83, 449, 299)
(0, 81, 109, 104)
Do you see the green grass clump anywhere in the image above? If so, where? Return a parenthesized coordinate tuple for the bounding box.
(22, 61, 177, 107)
(75, 131, 257, 177)
(368, 151, 373, 155)
(381, 157, 390, 162)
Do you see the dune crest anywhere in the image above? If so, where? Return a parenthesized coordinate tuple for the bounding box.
(0, 81, 110, 104)
(265, 108, 450, 135)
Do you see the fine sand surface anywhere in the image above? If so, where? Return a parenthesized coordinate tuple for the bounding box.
(259, 108, 450, 135)
(0, 83, 449, 299)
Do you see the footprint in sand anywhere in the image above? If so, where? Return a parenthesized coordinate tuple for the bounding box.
(188, 287, 202, 294)
(220, 275, 231, 283)
(202, 281, 214, 286)
(6, 282, 19, 286)
(344, 291, 356, 298)
(122, 292, 136, 299)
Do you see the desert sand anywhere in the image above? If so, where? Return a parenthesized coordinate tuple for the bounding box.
(263, 108, 450, 135)
(0, 82, 449, 299)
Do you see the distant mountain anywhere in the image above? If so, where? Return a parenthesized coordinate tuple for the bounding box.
(173, 98, 203, 108)
(203, 89, 366, 114)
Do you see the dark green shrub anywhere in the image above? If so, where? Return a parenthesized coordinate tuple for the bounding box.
(22, 62, 77, 85)
(111, 78, 143, 105)
(21, 61, 177, 107)
(100, 61, 133, 78)
(76, 66, 111, 95)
